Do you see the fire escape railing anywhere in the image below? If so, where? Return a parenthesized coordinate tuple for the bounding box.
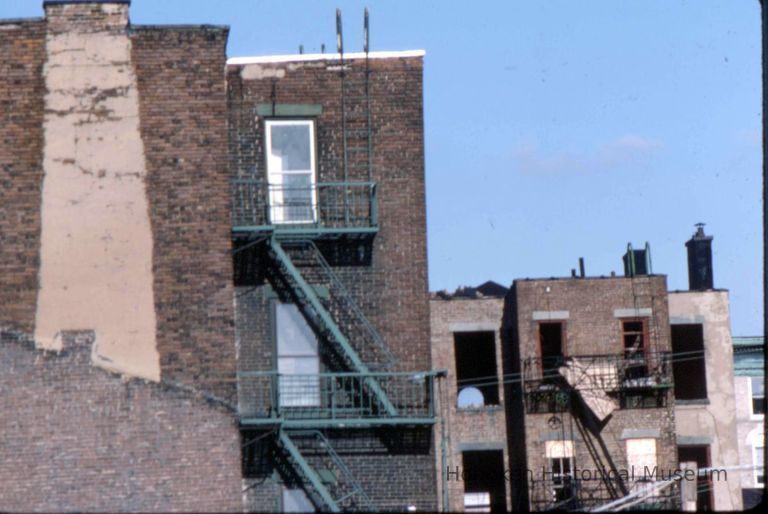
(231, 179, 378, 236)
(238, 371, 438, 427)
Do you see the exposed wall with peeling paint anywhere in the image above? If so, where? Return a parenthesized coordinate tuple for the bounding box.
(35, 2, 160, 380)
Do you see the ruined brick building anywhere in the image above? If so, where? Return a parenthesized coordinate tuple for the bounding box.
(431, 230, 747, 512)
(0, 1, 438, 511)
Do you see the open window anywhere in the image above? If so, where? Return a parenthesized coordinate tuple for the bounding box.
(454, 331, 499, 407)
(539, 322, 565, 383)
(275, 303, 320, 407)
(671, 324, 707, 400)
(622, 319, 648, 380)
(265, 119, 317, 224)
(462, 450, 506, 513)
(678, 445, 712, 510)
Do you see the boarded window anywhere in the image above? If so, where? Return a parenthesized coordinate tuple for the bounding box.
(678, 445, 712, 510)
(671, 324, 707, 400)
(454, 331, 499, 406)
(626, 438, 657, 480)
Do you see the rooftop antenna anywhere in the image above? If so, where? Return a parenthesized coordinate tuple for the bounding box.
(298, 44, 304, 54)
(336, 8, 343, 56)
(363, 7, 369, 53)
(321, 43, 326, 54)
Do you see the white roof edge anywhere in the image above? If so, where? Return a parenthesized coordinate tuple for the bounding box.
(227, 49, 425, 66)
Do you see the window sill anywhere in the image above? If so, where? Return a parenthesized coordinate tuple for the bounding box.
(456, 405, 504, 413)
(675, 399, 710, 406)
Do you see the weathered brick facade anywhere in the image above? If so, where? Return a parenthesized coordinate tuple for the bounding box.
(430, 295, 512, 512)
(228, 54, 436, 511)
(0, 18, 45, 335)
(0, 331, 242, 512)
(504, 276, 678, 510)
(131, 24, 236, 402)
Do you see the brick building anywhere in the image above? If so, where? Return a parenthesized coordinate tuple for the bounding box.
(430, 282, 511, 512)
(228, 47, 439, 512)
(0, 1, 438, 511)
(503, 260, 679, 511)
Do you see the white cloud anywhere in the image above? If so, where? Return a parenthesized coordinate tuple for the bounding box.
(513, 134, 662, 174)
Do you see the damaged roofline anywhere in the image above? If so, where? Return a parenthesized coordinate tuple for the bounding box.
(227, 49, 426, 66)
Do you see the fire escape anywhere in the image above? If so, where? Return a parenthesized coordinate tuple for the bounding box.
(521, 350, 673, 510)
(230, 12, 438, 512)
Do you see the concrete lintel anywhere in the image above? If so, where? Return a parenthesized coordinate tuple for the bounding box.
(670, 315, 706, 325)
(540, 431, 575, 442)
(620, 429, 660, 440)
(676, 435, 713, 446)
(532, 310, 569, 321)
(449, 322, 498, 332)
(457, 441, 505, 452)
(613, 308, 652, 318)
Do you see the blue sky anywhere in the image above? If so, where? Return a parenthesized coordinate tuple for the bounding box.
(3, 1, 762, 335)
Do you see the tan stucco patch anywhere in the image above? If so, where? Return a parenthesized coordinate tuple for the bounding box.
(35, 16, 160, 381)
(240, 64, 285, 80)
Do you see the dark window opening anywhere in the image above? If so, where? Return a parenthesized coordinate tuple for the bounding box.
(462, 450, 507, 513)
(678, 445, 712, 511)
(622, 320, 648, 380)
(751, 377, 765, 415)
(539, 322, 565, 382)
(454, 331, 499, 406)
(241, 430, 274, 478)
(671, 324, 707, 400)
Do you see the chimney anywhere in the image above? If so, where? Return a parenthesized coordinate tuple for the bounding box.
(686, 223, 714, 290)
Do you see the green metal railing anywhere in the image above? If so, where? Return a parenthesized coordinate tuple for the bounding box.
(231, 179, 378, 234)
(238, 371, 438, 426)
(284, 241, 397, 369)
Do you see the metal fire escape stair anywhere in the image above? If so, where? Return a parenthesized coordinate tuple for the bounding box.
(266, 237, 397, 417)
(569, 409, 625, 501)
(276, 430, 376, 512)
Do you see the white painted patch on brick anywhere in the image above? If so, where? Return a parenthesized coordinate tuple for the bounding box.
(35, 4, 160, 381)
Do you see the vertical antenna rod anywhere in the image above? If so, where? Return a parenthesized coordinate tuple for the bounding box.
(363, 8, 369, 53)
(336, 8, 344, 55)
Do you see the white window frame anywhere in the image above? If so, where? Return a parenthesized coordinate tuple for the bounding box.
(265, 119, 317, 224)
(754, 444, 765, 487)
(275, 303, 320, 407)
(749, 376, 765, 419)
(545, 441, 575, 504)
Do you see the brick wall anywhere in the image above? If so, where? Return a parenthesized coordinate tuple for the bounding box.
(131, 25, 236, 401)
(0, 19, 45, 334)
(228, 55, 430, 370)
(228, 54, 435, 509)
(505, 276, 678, 510)
(0, 331, 242, 512)
(430, 297, 512, 511)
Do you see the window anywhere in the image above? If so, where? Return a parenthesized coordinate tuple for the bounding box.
(671, 324, 707, 400)
(545, 441, 574, 505)
(751, 377, 765, 416)
(754, 445, 764, 487)
(462, 450, 506, 513)
(621, 320, 649, 380)
(678, 445, 712, 511)
(276, 303, 319, 407)
(266, 119, 317, 224)
(626, 438, 657, 482)
(539, 322, 565, 383)
(454, 331, 499, 406)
